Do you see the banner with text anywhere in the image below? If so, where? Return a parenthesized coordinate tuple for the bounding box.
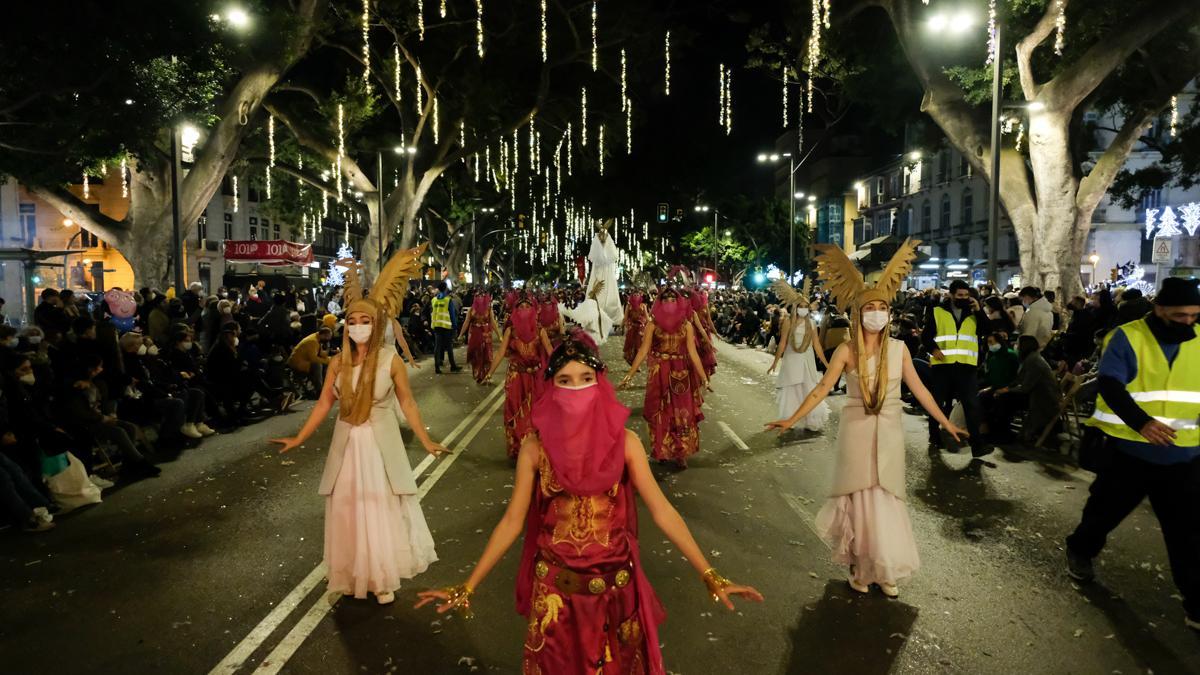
(223, 240, 314, 267)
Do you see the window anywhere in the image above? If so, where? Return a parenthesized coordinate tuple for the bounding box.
(1141, 189, 1162, 210)
(961, 189, 973, 228)
(19, 203, 36, 245)
(196, 214, 208, 243)
(937, 152, 949, 184)
(939, 194, 951, 230)
(272, 219, 280, 239)
(903, 207, 914, 236)
(959, 154, 969, 178)
(889, 175, 899, 200)
(875, 178, 885, 204)
(921, 200, 931, 232)
(222, 176, 235, 196)
(249, 224, 257, 240)
(223, 213, 233, 240)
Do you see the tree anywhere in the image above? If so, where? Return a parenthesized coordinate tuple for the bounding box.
(0, 1, 326, 286)
(777, 0, 1200, 296)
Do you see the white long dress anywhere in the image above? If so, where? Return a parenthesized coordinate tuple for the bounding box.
(322, 347, 437, 598)
(587, 233, 623, 325)
(558, 298, 613, 346)
(776, 318, 830, 429)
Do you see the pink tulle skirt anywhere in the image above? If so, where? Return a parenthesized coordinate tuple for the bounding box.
(324, 425, 437, 598)
(815, 486, 919, 586)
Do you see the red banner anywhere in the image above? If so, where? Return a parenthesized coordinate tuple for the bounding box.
(223, 240, 314, 267)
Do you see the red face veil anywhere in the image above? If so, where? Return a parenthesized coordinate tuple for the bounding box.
(512, 301, 539, 342)
(651, 291, 688, 333)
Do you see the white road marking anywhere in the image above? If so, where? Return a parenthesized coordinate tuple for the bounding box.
(208, 385, 501, 675)
(253, 392, 505, 675)
(782, 493, 831, 551)
(717, 421, 750, 450)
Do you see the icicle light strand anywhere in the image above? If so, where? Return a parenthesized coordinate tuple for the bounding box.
(1054, 0, 1066, 56)
(267, 114, 275, 199)
(625, 96, 633, 154)
(336, 103, 345, 202)
(581, 87, 588, 146)
(415, 65, 424, 115)
(440, 0, 446, 19)
(417, 0, 425, 40)
(986, 0, 997, 65)
(432, 96, 440, 144)
(120, 157, 128, 198)
(394, 44, 402, 100)
(782, 64, 788, 128)
(664, 31, 671, 95)
(1170, 95, 1179, 138)
(724, 71, 732, 135)
(598, 125, 605, 176)
(718, 64, 725, 127)
(361, 0, 371, 91)
(620, 49, 627, 110)
(82, 172, 89, 200)
(476, 0, 484, 58)
(590, 2, 598, 71)
(232, 175, 239, 212)
(540, 0, 548, 62)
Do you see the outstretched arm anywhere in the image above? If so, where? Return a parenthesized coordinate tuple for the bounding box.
(620, 322, 656, 385)
(271, 354, 340, 452)
(900, 344, 966, 442)
(625, 431, 764, 610)
(482, 328, 511, 383)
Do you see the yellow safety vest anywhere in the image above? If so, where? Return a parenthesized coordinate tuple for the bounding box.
(1088, 319, 1200, 447)
(930, 306, 978, 366)
(431, 295, 452, 329)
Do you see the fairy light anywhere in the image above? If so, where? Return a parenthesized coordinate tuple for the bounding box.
(782, 63, 788, 128)
(336, 104, 345, 202)
(394, 44, 402, 100)
(598, 125, 605, 176)
(625, 96, 633, 154)
(432, 96, 440, 144)
(529, 124, 536, 172)
(417, 0, 425, 40)
(439, 0, 446, 18)
(415, 64, 424, 114)
(1170, 95, 1179, 138)
(120, 157, 128, 198)
(232, 175, 239, 212)
(985, 0, 997, 65)
(475, 0, 484, 58)
(540, 0, 548, 62)
(267, 114, 275, 199)
(823, 0, 831, 28)
(361, 0, 371, 92)
(718, 64, 725, 127)
(566, 122, 574, 175)
(797, 85, 805, 154)
(581, 87, 588, 146)
(1054, 0, 1066, 55)
(724, 70, 732, 135)
(321, 188, 328, 222)
(664, 31, 671, 95)
(590, 2, 598, 71)
(82, 172, 89, 199)
(1015, 120, 1025, 152)
(620, 49, 627, 110)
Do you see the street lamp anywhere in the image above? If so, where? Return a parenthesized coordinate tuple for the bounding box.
(756, 151, 801, 281)
(695, 205, 719, 279)
(473, 206, 497, 283)
(1088, 252, 1100, 284)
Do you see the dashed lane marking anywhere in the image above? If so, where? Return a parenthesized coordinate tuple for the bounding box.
(717, 421, 750, 451)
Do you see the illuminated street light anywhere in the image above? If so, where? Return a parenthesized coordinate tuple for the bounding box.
(909, 151, 922, 160)
(694, 205, 710, 212)
(1027, 101, 1046, 112)
(225, 7, 250, 29)
(794, 191, 805, 199)
(807, 195, 816, 203)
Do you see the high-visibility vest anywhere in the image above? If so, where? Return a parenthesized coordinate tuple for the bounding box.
(930, 306, 978, 366)
(1088, 319, 1200, 447)
(431, 295, 452, 329)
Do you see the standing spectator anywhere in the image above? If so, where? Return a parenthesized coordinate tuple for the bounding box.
(34, 289, 70, 342)
(257, 293, 293, 348)
(430, 282, 461, 374)
(983, 295, 1016, 336)
(1063, 295, 1098, 365)
(922, 280, 990, 457)
(1017, 286, 1054, 349)
(1114, 287, 1154, 325)
(1065, 278, 1200, 632)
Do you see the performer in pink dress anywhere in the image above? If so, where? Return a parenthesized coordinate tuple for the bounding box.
(484, 294, 554, 459)
(272, 248, 448, 605)
(417, 336, 762, 674)
(622, 293, 648, 366)
(459, 293, 500, 384)
(619, 288, 709, 467)
(539, 293, 566, 348)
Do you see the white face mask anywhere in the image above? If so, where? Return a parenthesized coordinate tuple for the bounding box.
(988, 343, 1001, 353)
(289, 322, 302, 330)
(861, 310, 890, 333)
(231, 337, 240, 347)
(147, 345, 160, 356)
(27, 335, 42, 345)
(137, 344, 148, 356)
(347, 324, 373, 344)
(180, 341, 194, 351)
(19, 373, 35, 386)
(556, 381, 598, 391)
(794, 308, 810, 318)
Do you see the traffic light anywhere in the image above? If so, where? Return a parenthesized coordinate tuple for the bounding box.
(704, 273, 715, 284)
(656, 203, 669, 223)
(675, 208, 683, 221)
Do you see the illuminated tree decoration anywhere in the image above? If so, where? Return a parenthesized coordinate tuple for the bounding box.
(1170, 95, 1179, 138)
(361, 0, 371, 92)
(82, 172, 89, 200)
(415, 64, 424, 115)
(394, 44, 402, 100)
(336, 103, 345, 202)
(718, 64, 726, 127)
(1154, 206, 1182, 238)
(232, 175, 239, 213)
(433, 96, 440, 144)
(591, 2, 598, 71)
(1054, 0, 1066, 56)
(120, 157, 128, 198)
(620, 48, 627, 110)
(540, 0, 548, 63)
(986, 0, 997, 65)
(1179, 202, 1200, 236)
(267, 114, 275, 199)
(417, 0, 425, 40)
(566, 121, 574, 175)
(476, 0, 484, 58)
(440, 0, 447, 19)
(724, 70, 732, 135)
(1015, 120, 1025, 152)
(598, 125, 605, 176)
(625, 96, 633, 154)
(581, 87, 588, 146)
(782, 63, 788, 128)
(664, 31, 671, 95)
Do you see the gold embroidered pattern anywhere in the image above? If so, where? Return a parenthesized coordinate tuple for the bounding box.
(618, 616, 642, 645)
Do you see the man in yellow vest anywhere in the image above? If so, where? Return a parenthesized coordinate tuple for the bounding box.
(431, 281, 462, 375)
(1066, 277, 1200, 632)
(921, 279, 990, 458)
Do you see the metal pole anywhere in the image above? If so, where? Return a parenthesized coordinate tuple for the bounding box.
(713, 210, 718, 283)
(376, 151, 385, 271)
(170, 125, 184, 292)
(471, 212, 477, 284)
(788, 156, 796, 282)
(986, 25, 1003, 285)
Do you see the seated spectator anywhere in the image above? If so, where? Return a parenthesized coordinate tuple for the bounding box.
(994, 335, 1061, 443)
(206, 325, 255, 425)
(0, 451, 55, 532)
(983, 295, 1016, 335)
(119, 333, 214, 443)
(979, 333, 1021, 440)
(288, 327, 333, 396)
(2, 353, 75, 494)
(58, 352, 161, 479)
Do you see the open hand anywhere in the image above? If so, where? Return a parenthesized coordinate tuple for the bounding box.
(941, 421, 969, 444)
(1139, 419, 1176, 446)
(764, 418, 794, 434)
(766, 361, 777, 375)
(413, 588, 470, 615)
(424, 442, 452, 458)
(713, 583, 765, 611)
(270, 437, 302, 454)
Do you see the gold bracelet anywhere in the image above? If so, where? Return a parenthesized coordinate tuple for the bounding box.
(440, 583, 475, 619)
(701, 567, 732, 602)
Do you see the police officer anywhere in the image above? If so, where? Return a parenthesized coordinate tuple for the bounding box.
(1066, 277, 1200, 632)
(922, 279, 990, 457)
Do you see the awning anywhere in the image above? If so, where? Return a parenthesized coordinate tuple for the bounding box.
(223, 240, 314, 266)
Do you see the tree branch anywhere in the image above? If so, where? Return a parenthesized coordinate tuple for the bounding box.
(27, 185, 130, 244)
(264, 98, 376, 195)
(1014, 0, 1067, 100)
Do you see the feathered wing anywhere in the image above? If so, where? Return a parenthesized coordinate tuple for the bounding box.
(770, 279, 805, 308)
(813, 243, 865, 311)
(801, 276, 812, 299)
(589, 278, 606, 300)
(368, 242, 429, 318)
(338, 258, 365, 305)
(875, 238, 921, 298)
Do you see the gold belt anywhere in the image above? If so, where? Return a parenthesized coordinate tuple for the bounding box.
(535, 557, 633, 596)
(650, 352, 683, 360)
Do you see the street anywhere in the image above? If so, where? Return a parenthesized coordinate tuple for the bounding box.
(2, 338, 1197, 675)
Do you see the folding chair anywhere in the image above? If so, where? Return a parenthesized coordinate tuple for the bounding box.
(1036, 372, 1083, 449)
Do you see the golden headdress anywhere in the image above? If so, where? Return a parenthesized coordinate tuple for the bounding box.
(813, 238, 921, 414)
(771, 276, 812, 310)
(337, 242, 429, 426)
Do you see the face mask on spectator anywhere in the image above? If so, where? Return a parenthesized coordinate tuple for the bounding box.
(180, 340, 194, 351)
(147, 345, 160, 356)
(231, 337, 240, 347)
(19, 373, 35, 385)
(348, 324, 373, 343)
(988, 343, 1001, 353)
(290, 321, 302, 330)
(953, 298, 972, 309)
(861, 310, 889, 333)
(27, 335, 42, 345)
(137, 344, 148, 356)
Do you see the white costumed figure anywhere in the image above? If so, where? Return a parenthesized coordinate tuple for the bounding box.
(559, 280, 614, 345)
(587, 220, 624, 325)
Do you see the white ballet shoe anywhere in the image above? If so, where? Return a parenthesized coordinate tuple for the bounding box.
(847, 568, 869, 594)
(879, 582, 900, 598)
(375, 591, 395, 605)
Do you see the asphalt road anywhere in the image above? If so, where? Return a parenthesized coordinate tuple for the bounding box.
(2, 337, 1197, 675)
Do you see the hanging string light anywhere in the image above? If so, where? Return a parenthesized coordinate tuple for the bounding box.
(82, 172, 90, 200)
(1054, 0, 1066, 56)
(266, 114, 275, 199)
(417, 0, 425, 40)
(476, 0, 484, 58)
(985, 0, 997, 65)
(120, 157, 128, 198)
(581, 87, 588, 146)
(1015, 120, 1025, 152)
(540, 0, 548, 62)
(664, 31, 671, 95)
(782, 64, 788, 128)
(394, 44, 402, 100)
(797, 84, 805, 154)
(529, 123, 536, 172)
(598, 125, 605, 176)
(361, 0, 371, 92)
(336, 103, 345, 202)
(625, 96, 633, 154)
(440, 0, 446, 18)
(591, 2, 598, 71)
(322, 187, 329, 221)
(808, 0, 821, 113)
(566, 122, 574, 175)
(620, 49, 628, 111)
(823, 0, 831, 28)
(718, 64, 726, 127)
(232, 175, 239, 213)
(724, 70, 732, 135)
(1170, 95, 1179, 138)
(432, 96, 440, 144)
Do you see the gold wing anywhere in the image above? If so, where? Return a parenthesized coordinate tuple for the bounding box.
(813, 243, 865, 311)
(770, 279, 805, 308)
(801, 276, 812, 299)
(368, 242, 429, 318)
(589, 279, 605, 300)
(338, 257, 365, 304)
(875, 238, 921, 298)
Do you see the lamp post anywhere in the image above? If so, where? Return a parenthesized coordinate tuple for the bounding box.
(694, 205, 717, 281)
(1088, 252, 1100, 286)
(757, 152, 805, 281)
(474, 206, 496, 283)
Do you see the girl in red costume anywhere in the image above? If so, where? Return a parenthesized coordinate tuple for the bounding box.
(619, 288, 709, 467)
(622, 292, 648, 366)
(459, 292, 500, 384)
(484, 294, 554, 458)
(417, 335, 762, 674)
(538, 293, 566, 348)
(685, 289, 718, 390)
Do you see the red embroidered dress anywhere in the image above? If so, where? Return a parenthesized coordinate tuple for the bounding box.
(643, 326, 702, 464)
(623, 295, 647, 366)
(503, 334, 547, 458)
(466, 311, 494, 384)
